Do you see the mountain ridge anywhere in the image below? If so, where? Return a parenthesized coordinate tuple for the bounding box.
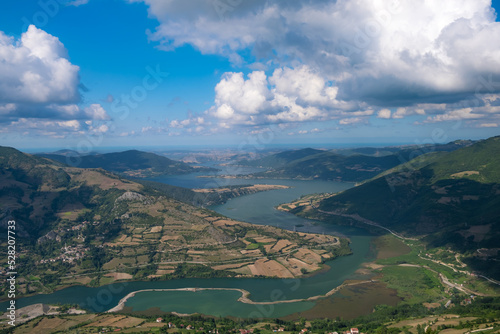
(37, 149, 217, 178)
(234, 141, 474, 182)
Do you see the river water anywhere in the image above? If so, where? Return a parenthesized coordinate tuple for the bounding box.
(3, 174, 375, 318)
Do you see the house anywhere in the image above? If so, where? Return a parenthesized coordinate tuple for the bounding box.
(351, 328, 359, 334)
(156, 317, 163, 323)
(462, 298, 472, 305)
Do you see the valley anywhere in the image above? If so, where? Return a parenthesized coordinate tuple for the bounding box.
(1, 137, 500, 333)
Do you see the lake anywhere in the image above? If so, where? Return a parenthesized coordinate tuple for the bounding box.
(3, 174, 375, 318)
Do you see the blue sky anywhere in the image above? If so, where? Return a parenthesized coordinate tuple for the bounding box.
(1, 0, 500, 150)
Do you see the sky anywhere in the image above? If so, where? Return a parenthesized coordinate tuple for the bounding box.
(1, 0, 500, 151)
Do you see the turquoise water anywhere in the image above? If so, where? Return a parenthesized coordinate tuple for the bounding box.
(2, 175, 375, 318)
(125, 290, 315, 318)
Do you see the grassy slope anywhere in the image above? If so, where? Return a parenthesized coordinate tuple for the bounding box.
(303, 136, 500, 277)
(428, 136, 500, 183)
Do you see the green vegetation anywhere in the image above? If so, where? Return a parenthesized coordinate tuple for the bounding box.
(2, 138, 499, 333)
(380, 266, 443, 303)
(238, 148, 325, 168)
(0, 146, 350, 301)
(428, 136, 500, 183)
(3, 296, 499, 333)
(238, 141, 472, 182)
(38, 149, 217, 177)
(287, 136, 500, 278)
(251, 150, 405, 181)
(137, 179, 283, 206)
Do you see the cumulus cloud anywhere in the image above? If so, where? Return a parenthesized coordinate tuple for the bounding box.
(84, 104, 111, 120)
(0, 26, 111, 137)
(339, 117, 365, 125)
(4, 117, 111, 139)
(423, 94, 500, 123)
(135, 0, 500, 108)
(0, 25, 80, 106)
(377, 109, 391, 119)
(203, 65, 360, 128)
(214, 71, 269, 116)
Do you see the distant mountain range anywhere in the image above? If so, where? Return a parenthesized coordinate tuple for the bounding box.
(37, 149, 217, 178)
(237, 141, 474, 182)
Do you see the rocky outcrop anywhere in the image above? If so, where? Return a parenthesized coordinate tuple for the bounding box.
(37, 231, 61, 244)
(115, 191, 147, 202)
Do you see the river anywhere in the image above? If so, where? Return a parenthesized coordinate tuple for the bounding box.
(2, 174, 375, 318)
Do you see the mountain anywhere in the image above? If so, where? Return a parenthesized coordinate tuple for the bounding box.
(331, 140, 474, 157)
(237, 141, 473, 182)
(316, 136, 500, 235)
(255, 151, 403, 181)
(1, 146, 131, 238)
(0, 146, 350, 299)
(0, 146, 286, 237)
(288, 136, 500, 277)
(38, 150, 217, 177)
(237, 148, 326, 168)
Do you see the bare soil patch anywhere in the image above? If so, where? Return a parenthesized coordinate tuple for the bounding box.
(248, 259, 294, 278)
(104, 272, 133, 280)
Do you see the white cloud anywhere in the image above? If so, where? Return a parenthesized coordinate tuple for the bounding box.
(392, 108, 408, 119)
(92, 124, 109, 133)
(270, 66, 338, 106)
(0, 27, 113, 138)
(65, 0, 90, 6)
(214, 71, 269, 115)
(478, 123, 498, 128)
(339, 117, 365, 125)
(268, 93, 324, 122)
(213, 104, 236, 120)
(204, 66, 359, 128)
(377, 108, 391, 119)
(425, 108, 482, 122)
(422, 93, 500, 123)
(4, 117, 114, 139)
(0, 25, 80, 106)
(84, 104, 111, 120)
(135, 0, 500, 107)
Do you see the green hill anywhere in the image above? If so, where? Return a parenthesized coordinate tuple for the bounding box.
(38, 150, 216, 177)
(428, 137, 500, 183)
(237, 148, 325, 168)
(256, 151, 403, 181)
(284, 137, 500, 278)
(291, 136, 500, 277)
(0, 147, 274, 238)
(238, 141, 472, 182)
(314, 136, 500, 234)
